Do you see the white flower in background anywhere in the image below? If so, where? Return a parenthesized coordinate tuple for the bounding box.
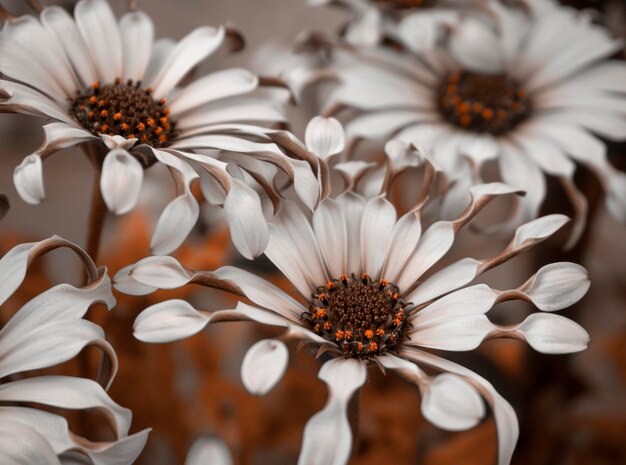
(0, 235, 148, 464)
(309, 0, 486, 48)
(185, 437, 232, 465)
(298, 0, 626, 247)
(0, 0, 318, 257)
(119, 120, 590, 465)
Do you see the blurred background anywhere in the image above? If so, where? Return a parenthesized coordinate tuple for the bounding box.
(0, 1, 625, 464)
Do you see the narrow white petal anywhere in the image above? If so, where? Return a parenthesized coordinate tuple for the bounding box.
(185, 438, 232, 465)
(337, 192, 367, 275)
(100, 149, 144, 215)
(408, 314, 493, 351)
(516, 313, 589, 354)
(170, 68, 258, 115)
(13, 154, 45, 205)
(360, 196, 397, 279)
(142, 38, 175, 84)
(0, 376, 131, 438)
(0, 420, 61, 465)
(134, 300, 210, 343)
(223, 178, 269, 259)
(313, 198, 348, 278)
(297, 358, 367, 465)
(411, 284, 499, 324)
(39, 122, 98, 156)
(380, 211, 421, 283)
(128, 255, 190, 289)
(305, 116, 345, 159)
(520, 262, 590, 311)
(151, 26, 225, 98)
(112, 265, 157, 296)
(347, 111, 432, 142)
(241, 339, 289, 395)
(345, 7, 381, 46)
(512, 214, 570, 248)
(119, 11, 154, 81)
(75, 0, 122, 83)
(449, 18, 504, 73)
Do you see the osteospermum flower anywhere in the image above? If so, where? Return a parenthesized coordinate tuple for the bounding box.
(297, 0, 626, 246)
(0, 0, 316, 257)
(0, 235, 148, 464)
(119, 120, 590, 465)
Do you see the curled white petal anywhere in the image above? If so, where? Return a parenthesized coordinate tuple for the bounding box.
(520, 262, 590, 311)
(517, 313, 590, 354)
(100, 149, 144, 215)
(14, 154, 45, 205)
(241, 339, 289, 396)
(305, 116, 345, 159)
(133, 300, 209, 343)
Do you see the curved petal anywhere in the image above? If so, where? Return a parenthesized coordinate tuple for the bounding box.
(0, 419, 62, 465)
(112, 265, 158, 296)
(297, 358, 367, 465)
(133, 300, 210, 343)
(305, 116, 345, 159)
(241, 339, 289, 395)
(515, 313, 590, 354)
(100, 149, 144, 215)
(14, 154, 45, 205)
(518, 262, 590, 311)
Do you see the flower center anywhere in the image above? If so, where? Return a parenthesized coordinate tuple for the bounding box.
(438, 71, 531, 135)
(69, 79, 177, 148)
(303, 274, 412, 359)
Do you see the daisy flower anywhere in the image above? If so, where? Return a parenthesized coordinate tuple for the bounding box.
(0, 234, 148, 464)
(0, 0, 317, 257)
(296, 0, 626, 246)
(119, 119, 591, 465)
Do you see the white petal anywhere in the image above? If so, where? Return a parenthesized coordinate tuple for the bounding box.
(360, 196, 397, 278)
(512, 214, 570, 248)
(313, 198, 348, 278)
(381, 211, 422, 283)
(517, 313, 590, 354)
(150, 150, 200, 254)
(449, 18, 504, 73)
(0, 420, 61, 465)
(0, 376, 131, 438)
(100, 149, 144, 215)
(305, 116, 345, 159)
(128, 255, 190, 289)
(185, 438, 232, 465)
(0, 79, 75, 124)
(112, 265, 157, 296)
(241, 339, 289, 395)
(606, 171, 626, 223)
(422, 373, 486, 432)
(39, 122, 98, 156)
(75, 0, 122, 84)
(142, 38, 175, 84)
(151, 26, 225, 98)
(13, 154, 45, 205)
(337, 192, 367, 275)
(223, 178, 269, 259)
(520, 262, 590, 311)
(345, 7, 381, 47)
(133, 300, 209, 343)
(298, 358, 367, 465)
(170, 68, 258, 115)
(119, 11, 154, 81)
(266, 200, 327, 297)
(41, 6, 98, 86)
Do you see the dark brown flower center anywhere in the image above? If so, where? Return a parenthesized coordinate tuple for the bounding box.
(69, 79, 177, 148)
(438, 71, 531, 135)
(303, 274, 412, 359)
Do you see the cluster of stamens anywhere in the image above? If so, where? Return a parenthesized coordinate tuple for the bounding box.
(438, 71, 531, 134)
(70, 79, 177, 148)
(303, 274, 412, 359)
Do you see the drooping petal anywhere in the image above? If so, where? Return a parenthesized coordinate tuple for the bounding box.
(223, 178, 269, 259)
(511, 214, 570, 249)
(0, 419, 62, 465)
(304, 116, 345, 159)
(13, 154, 45, 205)
(100, 149, 144, 215)
(133, 300, 210, 343)
(515, 313, 590, 354)
(297, 358, 367, 465)
(241, 339, 289, 395)
(518, 262, 590, 311)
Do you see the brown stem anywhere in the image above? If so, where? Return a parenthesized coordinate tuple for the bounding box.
(83, 144, 108, 265)
(348, 388, 361, 455)
(25, 0, 45, 13)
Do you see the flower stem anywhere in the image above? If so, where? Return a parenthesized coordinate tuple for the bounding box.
(83, 145, 108, 265)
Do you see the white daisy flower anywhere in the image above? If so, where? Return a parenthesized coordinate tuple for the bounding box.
(296, 0, 626, 246)
(0, 234, 148, 464)
(0, 0, 317, 257)
(118, 119, 590, 465)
